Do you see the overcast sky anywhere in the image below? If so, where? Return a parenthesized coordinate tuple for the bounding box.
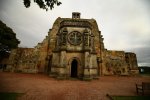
(0, 0, 150, 66)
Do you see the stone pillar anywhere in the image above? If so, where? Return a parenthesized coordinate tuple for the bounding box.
(83, 51, 92, 80)
(57, 51, 67, 79)
(55, 33, 60, 50)
(90, 34, 96, 53)
(83, 29, 90, 51)
(61, 28, 68, 50)
(97, 57, 101, 76)
(60, 51, 66, 68)
(90, 54, 99, 79)
(62, 32, 67, 45)
(50, 52, 59, 77)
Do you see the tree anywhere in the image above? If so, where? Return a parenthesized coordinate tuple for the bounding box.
(0, 20, 20, 61)
(23, 0, 62, 11)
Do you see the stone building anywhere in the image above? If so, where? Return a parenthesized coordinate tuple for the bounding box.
(6, 12, 139, 80)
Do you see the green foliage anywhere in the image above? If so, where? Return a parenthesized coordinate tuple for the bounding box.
(0, 20, 20, 61)
(139, 67, 150, 74)
(23, 0, 62, 11)
(111, 96, 150, 100)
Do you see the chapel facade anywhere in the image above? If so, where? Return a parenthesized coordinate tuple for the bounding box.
(6, 12, 139, 80)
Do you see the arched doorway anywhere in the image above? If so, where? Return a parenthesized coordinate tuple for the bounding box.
(71, 59, 78, 77)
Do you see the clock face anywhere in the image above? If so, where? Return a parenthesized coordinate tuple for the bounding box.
(68, 31, 82, 45)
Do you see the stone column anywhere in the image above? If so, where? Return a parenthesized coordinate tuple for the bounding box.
(83, 51, 92, 80)
(90, 34, 96, 53)
(49, 52, 59, 77)
(61, 29, 67, 50)
(83, 29, 90, 51)
(90, 54, 99, 79)
(57, 51, 67, 78)
(55, 33, 60, 50)
(60, 51, 66, 68)
(62, 32, 67, 45)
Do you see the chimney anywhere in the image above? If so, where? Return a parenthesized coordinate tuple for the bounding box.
(72, 12, 80, 19)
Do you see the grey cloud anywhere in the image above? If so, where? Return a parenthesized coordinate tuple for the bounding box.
(127, 47, 150, 66)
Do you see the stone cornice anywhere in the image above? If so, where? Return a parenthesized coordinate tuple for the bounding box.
(60, 19, 92, 29)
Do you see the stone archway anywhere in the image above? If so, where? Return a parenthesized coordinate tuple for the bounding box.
(71, 59, 78, 77)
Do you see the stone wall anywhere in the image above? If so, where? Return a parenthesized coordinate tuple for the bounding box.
(102, 50, 129, 75)
(6, 34, 50, 73)
(7, 48, 38, 73)
(125, 52, 139, 74)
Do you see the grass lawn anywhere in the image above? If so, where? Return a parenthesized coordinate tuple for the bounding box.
(110, 96, 150, 100)
(0, 92, 23, 100)
(140, 74, 150, 77)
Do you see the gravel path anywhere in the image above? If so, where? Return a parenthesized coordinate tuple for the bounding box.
(0, 72, 150, 100)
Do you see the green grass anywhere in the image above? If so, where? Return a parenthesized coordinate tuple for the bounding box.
(0, 92, 23, 100)
(111, 96, 150, 100)
(140, 74, 150, 77)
